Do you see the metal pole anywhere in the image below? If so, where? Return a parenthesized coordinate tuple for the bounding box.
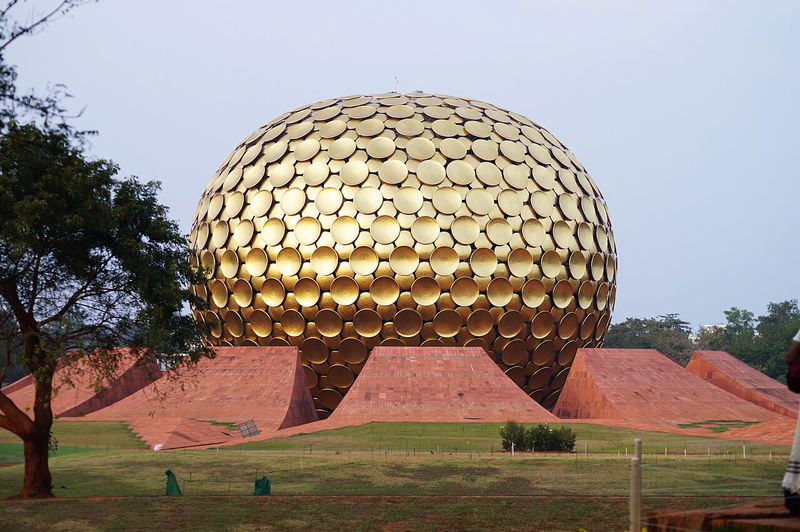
(630, 438, 642, 532)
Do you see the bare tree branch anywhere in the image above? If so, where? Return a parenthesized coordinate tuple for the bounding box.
(0, 0, 87, 53)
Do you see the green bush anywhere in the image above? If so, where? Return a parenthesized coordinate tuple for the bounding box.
(500, 422, 577, 452)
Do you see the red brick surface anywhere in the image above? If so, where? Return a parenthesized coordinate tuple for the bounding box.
(328, 346, 556, 423)
(87, 346, 318, 447)
(688, 350, 799, 418)
(553, 348, 783, 422)
(646, 504, 800, 531)
(1, 348, 161, 417)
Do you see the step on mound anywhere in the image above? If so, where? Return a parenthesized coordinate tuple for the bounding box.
(552, 349, 783, 422)
(328, 346, 557, 423)
(687, 350, 799, 418)
(1, 348, 161, 417)
(88, 346, 318, 435)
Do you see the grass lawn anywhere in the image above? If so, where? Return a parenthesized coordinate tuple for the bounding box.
(0, 420, 791, 530)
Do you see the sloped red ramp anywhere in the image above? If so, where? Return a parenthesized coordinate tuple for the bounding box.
(553, 348, 782, 422)
(87, 346, 318, 434)
(687, 350, 798, 418)
(328, 346, 557, 423)
(1, 348, 161, 417)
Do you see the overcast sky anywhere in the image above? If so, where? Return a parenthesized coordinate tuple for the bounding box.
(7, 0, 799, 328)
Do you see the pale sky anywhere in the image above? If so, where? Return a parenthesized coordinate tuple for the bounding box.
(7, 0, 800, 328)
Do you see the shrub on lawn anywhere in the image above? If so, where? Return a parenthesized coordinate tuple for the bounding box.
(500, 422, 577, 452)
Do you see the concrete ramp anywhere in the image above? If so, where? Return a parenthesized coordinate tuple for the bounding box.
(687, 350, 799, 418)
(553, 349, 782, 422)
(328, 346, 557, 423)
(88, 346, 318, 440)
(1, 348, 161, 417)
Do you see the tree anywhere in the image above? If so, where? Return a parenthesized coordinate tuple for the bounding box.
(603, 314, 695, 365)
(0, 2, 210, 498)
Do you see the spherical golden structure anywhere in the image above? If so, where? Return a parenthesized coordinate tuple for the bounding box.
(189, 92, 617, 416)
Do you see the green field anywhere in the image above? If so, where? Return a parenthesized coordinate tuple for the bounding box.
(0, 420, 791, 530)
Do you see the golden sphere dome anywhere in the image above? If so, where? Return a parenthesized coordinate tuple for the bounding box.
(189, 92, 617, 416)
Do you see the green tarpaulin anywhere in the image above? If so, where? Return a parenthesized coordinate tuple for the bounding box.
(254, 476, 271, 496)
(165, 469, 182, 496)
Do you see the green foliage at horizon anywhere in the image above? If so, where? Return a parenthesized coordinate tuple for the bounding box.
(499, 421, 577, 452)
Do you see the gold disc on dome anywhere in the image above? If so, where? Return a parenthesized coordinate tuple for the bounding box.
(370, 276, 400, 305)
(366, 136, 396, 159)
(328, 138, 356, 159)
(486, 218, 512, 245)
(209, 279, 228, 307)
(281, 309, 306, 336)
(331, 276, 359, 305)
(311, 246, 338, 276)
(232, 279, 253, 307)
(430, 247, 459, 276)
(452, 216, 480, 244)
(467, 309, 494, 336)
(521, 279, 546, 308)
(410, 216, 440, 244)
(531, 311, 555, 339)
(331, 216, 359, 244)
(558, 312, 579, 340)
(528, 367, 552, 388)
(501, 338, 528, 365)
(350, 246, 379, 275)
(432, 119, 461, 137)
(396, 118, 425, 137)
(406, 137, 436, 160)
(498, 311, 524, 339)
(370, 215, 401, 244)
(505, 366, 526, 387)
(294, 138, 320, 161)
(497, 190, 523, 216)
(471, 139, 499, 161)
(487, 278, 513, 307)
(279, 188, 306, 215)
(433, 309, 462, 337)
(356, 118, 384, 137)
(223, 191, 245, 219)
(276, 247, 302, 276)
(339, 337, 368, 363)
(317, 388, 343, 410)
(319, 119, 347, 138)
(316, 309, 343, 337)
(552, 279, 573, 309)
(553, 221, 574, 249)
(250, 309, 273, 337)
(558, 340, 579, 366)
(416, 160, 446, 185)
(450, 277, 479, 306)
(446, 160, 475, 185)
(580, 313, 598, 340)
(394, 308, 423, 337)
(354, 187, 383, 214)
(295, 217, 321, 245)
(301, 337, 329, 364)
(339, 161, 369, 186)
(260, 278, 285, 307)
(395, 187, 424, 214)
(541, 250, 563, 279)
(378, 160, 408, 184)
(578, 280, 595, 309)
(225, 310, 244, 338)
(220, 249, 239, 278)
(470, 248, 497, 277)
(250, 190, 273, 217)
(294, 277, 321, 307)
(314, 187, 343, 215)
(262, 218, 285, 246)
(508, 248, 534, 277)
(432, 187, 462, 214)
(568, 251, 587, 279)
(389, 246, 419, 275)
(353, 309, 382, 337)
(466, 189, 493, 215)
(245, 248, 268, 277)
(411, 276, 440, 306)
(328, 364, 355, 388)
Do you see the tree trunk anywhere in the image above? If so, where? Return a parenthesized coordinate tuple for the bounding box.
(18, 428, 53, 498)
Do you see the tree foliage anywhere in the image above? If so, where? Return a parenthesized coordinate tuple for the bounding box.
(603, 313, 695, 365)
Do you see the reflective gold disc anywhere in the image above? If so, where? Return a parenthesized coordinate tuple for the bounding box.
(209, 279, 229, 307)
(250, 190, 273, 217)
(396, 118, 424, 137)
(532, 340, 555, 365)
(432, 119, 461, 137)
(276, 247, 302, 276)
(370, 215, 401, 244)
(262, 218, 285, 246)
(328, 364, 355, 388)
(339, 162, 369, 186)
(578, 281, 595, 309)
(558, 312, 579, 340)
(486, 218, 512, 245)
(294, 277, 321, 306)
(350, 246, 379, 275)
(411, 277, 440, 306)
(211, 220, 229, 248)
(250, 309, 273, 337)
(317, 388, 343, 410)
(466, 189, 493, 215)
(541, 250, 562, 279)
(354, 187, 383, 214)
(279, 188, 306, 215)
(294, 138, 320, 161)
(568, 251, 587, 279)
(356, 118, 384, 137)
(521, 279, 546, 308)
(440, 138, 467, 159)
(225, 310, 244, 338)
(552, 221, 573, 249)
(498, 311, 524, 339)
(497, 190, 523, 216)
(269, 162, 295, 188)
(378, 160, 408, 185)
(432, 187, 462, 214)
(223, 191, 245, 219)
(470, 248, 497, 277)
(233, 219, 255, 247)
(295, 217, 321, 245)
(395, 187, 424, 214)
(302, 337, 329, 364)
(596, 313, 610, 340)
(452, 216, 480, 244)
(505, 366, 526, 387)
(552, 280, 573, 309)
(501, 338, 528, 365)
(433, 309, 462, 337)
(232, 279, 253, 307)
(467, 309, 494, 336)
(339, 337, 368, 363)
(410, 216, 440, 244)
(220, 249, 240, 278)
(531, 311, 554, 339)
(591, 253, 605, 280)
(597, 282, 609, 310)
(366, 136, 396, 159)
(311, 246, 338, 275)
(472, 139, 498, 161)
(522, 219, 545, 246)
(451, 277, 479, 306)
(370, 276, 400, 305)
(529, 367, 552, 388)
(394, 309, 423, 337)
(353, 309, 382, 337)
(430, 247, 459, 275)
(281, 309, 305, 336)
(446, 160, 475, 185)
(331, 216, 359, 244)
(558, 340, 579, 366)
(580, 313, 598, 340)
(331, 276, 359, 305)
(508, 248, 534, 277)
(316, 309, 343, 337)
(319, 119, 347, 138)
(416, 160, 446, 185)
(261, 278, 285, 306)
(476, 162, 502, 186)
(487, 278, 513, 307)
(406, 137, 435, 160)
(389, 246, 419, 275)
(328, 138, 356, 159)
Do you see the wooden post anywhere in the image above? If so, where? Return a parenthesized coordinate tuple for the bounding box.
(630, 438, 642, 532)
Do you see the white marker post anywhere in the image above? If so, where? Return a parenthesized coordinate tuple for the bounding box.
(630, 438, 642, 532)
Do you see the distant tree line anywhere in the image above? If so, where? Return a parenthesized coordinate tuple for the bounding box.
(603, 300, 800, 380)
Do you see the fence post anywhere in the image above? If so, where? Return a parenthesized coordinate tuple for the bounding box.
(629, 438, 642, 532)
